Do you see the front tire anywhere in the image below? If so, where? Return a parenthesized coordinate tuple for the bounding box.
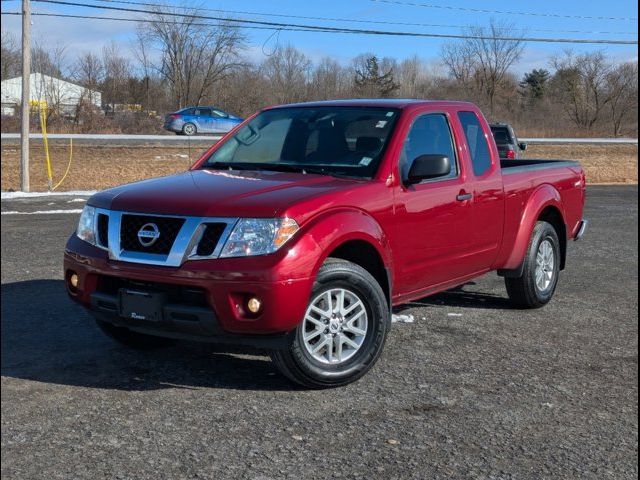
(95, 319, 176, 350)
(505, 221, 561, 309)
(270, 259, 390, 388)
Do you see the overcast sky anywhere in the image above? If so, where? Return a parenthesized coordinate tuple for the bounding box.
(1, 0, 638, 74)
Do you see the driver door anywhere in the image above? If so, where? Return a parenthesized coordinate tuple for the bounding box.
(392, 112, 476, 297)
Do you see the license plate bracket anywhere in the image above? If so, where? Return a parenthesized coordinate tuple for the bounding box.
(119, 289, 167, 322)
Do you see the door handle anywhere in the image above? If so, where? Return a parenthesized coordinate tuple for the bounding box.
(456, 192, 473, 202)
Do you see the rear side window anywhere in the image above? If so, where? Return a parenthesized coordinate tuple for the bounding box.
(458, 112, 492, 176)
(400, 113, 458, 181)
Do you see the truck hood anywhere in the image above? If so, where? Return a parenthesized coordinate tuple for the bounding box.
(88, 169, 361, 218)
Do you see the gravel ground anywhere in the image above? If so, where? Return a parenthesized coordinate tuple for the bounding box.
(1, 186, 638, 479)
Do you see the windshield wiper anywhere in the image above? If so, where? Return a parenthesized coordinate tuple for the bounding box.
(202, 162, 360, 179)
(202, 162, 256, 171)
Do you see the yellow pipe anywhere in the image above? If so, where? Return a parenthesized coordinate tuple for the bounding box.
(38, 102, 53, 190)
(52, 138, 73, 191)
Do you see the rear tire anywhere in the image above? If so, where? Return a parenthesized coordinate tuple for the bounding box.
(270, 259, 390, 389)
(182, 122, 197, 136)
(95, 319, 176, 350)
(505, 221, 561, 309)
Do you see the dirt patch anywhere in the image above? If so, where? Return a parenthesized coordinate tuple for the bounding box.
(0, 143, 210, 192)
(1, 141, 637, 191)
(526, 144, 638, 185)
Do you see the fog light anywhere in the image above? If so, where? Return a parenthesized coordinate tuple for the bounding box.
(69, 273, 79, 288)
(247, 297, 262, 314)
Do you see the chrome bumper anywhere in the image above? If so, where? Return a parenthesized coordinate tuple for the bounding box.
(574, 220, 588, 241)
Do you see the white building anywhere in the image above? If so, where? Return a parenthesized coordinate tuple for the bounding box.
(1, 73, 102, 116)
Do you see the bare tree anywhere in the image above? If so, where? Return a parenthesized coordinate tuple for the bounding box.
(605, 61, 638, 136)
(441, 41, 477, 87)
(101, 42, 132, 112)
(74, 53, 104, 96)
(468, 20, 523, 115)
(1, 29, 21, 81)
(262, 45, 311, 104)
(29, 42, 71, 119)
(442, 20, 523, 115)
(31, 42, 68, 78)
(138, 6, 245, 108)
(309, 57, 349, 100)
(551, 51, 613, 131)
(397, 55, 434, 98)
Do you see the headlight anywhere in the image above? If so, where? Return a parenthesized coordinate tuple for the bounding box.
(220, 218, 299, 258)
(76, 205, 97, 245)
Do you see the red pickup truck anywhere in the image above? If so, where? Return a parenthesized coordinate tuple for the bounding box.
(64, 100, 587, 388)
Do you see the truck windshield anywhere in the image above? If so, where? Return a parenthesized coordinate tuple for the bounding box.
(201, 106, 400, 179)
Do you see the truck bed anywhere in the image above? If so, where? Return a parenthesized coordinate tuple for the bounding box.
(500, 158, 582, 174)
(496, 157, 586, 272)
(500, 158, 580, 175)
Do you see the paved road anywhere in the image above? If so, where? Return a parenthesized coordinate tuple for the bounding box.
(2, 133, 637, 145)
(1, 186, 638, 479)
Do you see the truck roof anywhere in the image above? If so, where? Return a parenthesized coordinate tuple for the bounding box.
(267, 99, 479, 110)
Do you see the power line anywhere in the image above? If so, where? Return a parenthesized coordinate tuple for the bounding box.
(24, 0, 640, 45)
(81, 0, 639, 36)
(371, 0, 638, 22)
(0, 11, 345, 34)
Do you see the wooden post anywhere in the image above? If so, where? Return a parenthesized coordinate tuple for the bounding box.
(20, 0, 31, 192)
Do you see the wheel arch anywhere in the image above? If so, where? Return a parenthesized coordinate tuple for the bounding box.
(301, 209, 393, 310)
(498, 184, 567, 276)
(537, 205, 567, 270)
(327, 240, 391, 306)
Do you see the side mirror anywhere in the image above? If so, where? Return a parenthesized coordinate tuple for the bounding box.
(406, 155, 451, 185)
(518, 142, 528, 151)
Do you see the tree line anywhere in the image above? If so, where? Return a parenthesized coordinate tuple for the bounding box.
(1, 15, 637, 137)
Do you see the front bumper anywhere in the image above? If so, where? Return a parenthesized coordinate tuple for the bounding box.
(64, 235, 315, 343)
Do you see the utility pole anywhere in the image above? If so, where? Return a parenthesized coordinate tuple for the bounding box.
(20, 0, 31, 192)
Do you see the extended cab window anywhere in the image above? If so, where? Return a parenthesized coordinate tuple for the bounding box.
(458, 111, 492, 176)
(400, 113, 457, 181)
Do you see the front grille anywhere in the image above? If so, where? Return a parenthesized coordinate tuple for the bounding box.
(120, 214, 185, 254)
(196, 223, 227, 257)
(97, 213, 109, 248)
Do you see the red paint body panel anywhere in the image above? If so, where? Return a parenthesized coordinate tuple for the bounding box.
(64, 100, 586, 338)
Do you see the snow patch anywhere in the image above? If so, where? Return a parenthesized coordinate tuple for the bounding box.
(1, 190, 97, 199)
(1, 209, 83, 215)
(392, 314, 415, 324)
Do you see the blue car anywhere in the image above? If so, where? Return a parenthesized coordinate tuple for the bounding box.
(164, 106, 243, 136)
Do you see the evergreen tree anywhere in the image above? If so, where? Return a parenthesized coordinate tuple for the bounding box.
(520, 69, 551, 101)
(354, 56, 399, 98)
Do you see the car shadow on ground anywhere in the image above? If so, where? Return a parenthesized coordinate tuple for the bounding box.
(394, 282, 513, 314)
(1, 280, 298, 392)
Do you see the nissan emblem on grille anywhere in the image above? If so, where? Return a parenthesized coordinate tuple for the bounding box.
(137, 223, 161, 247)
